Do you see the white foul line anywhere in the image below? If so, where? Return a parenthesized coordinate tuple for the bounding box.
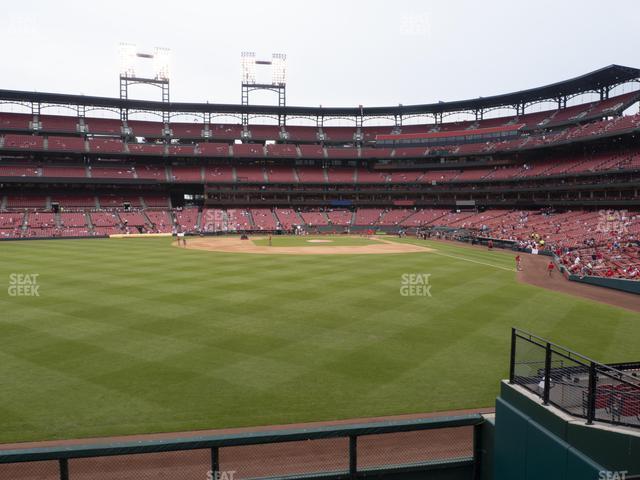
(430, 251, 516, 272)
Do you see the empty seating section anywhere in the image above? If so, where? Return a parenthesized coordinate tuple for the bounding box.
(384, 171, 423, 183)
(420, 170, 459, 183)
(250, 208, 278, 230)
(128, 121, 163, 138)
(326, 147, 358, 159)
(296, 166, 326, 183)
(204, 165, 234, 182)
(284, 126, 318, 142)
(48, 215, 87, 236)
(136, 165, 166, 181)
(249, 125, 280, 140)
(89, 138, 125, 153)
(171, 166, 202, 182)
(393, 147, 427, 158)
(235, 165, 266, 182)
(0, 114, 640, 159)
(483, 164, 525, 180)
(197, 143, 229, 157)
(401, 209, 449, 226)
(360, 148, 393, 159)
(47, 136, 85, 152)
(2, 134, 44, 150)
(0, 142, 638, 187)
(175, 208, 199, 232)
(0, 212, 23, 238)
(0, 92, 636, 150)
(39, 115, 78, 133)
(23, 212, 57, 241)
(327, 167, 355, 183)
(90, 211, 122, 236)
(0, 112, 32, 130)
(362, 126, 394, 143)
(299, 210, 328, 226)
(265, 166, 296, 183)
(355, 208, 384, 226)
(6, 196, 47, 208)
(119, 211, 147, 227)
(27, 212, 56, 230)
(298, 145, 324, 158)
(143, 195, 170, 207)
(85, 118, 122, 134)
(59, 212, 87, 227)
(274, 208, 301, 229)
(379, 209, 411, 225)
(209, 124, 242, 140)
(325, 209, 352, 226)
(234, 144, 265, 158)
(90, 165, 136, 179)
(266, 144, 297, 158)
(127, 143, 165, 155)
(0, 165, 39, 177)
(53, 195, 96, 207)
(322, 126, 355, 142)
(99, 195, 141, 208)
(144, 210, 173, 232)
(168, 145, 195, 156)
(589, 91, 640, 116)
(170, 123, 202, 138)
(226, 209, 253, 230)
(356, 169, 386, 183)
(454, 168, 490, 181)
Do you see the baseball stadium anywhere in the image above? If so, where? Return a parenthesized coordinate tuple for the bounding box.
(1, 2, 639, 479)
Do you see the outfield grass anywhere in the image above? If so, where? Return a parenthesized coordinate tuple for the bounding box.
(252, 235, 378, 247)
(0, 236, 638, 443)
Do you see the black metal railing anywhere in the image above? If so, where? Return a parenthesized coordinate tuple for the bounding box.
(509, 328, 640, 429)
(0, 414, 485, 480)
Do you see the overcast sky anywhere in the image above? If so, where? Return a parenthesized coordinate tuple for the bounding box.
(1, 0, 639, 109)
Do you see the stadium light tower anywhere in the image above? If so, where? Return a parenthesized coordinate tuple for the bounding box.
(240, 51, 287, 127)
(118, 43, 172, 125)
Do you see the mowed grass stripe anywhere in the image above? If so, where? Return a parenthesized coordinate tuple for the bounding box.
(0, 237, 638, 442)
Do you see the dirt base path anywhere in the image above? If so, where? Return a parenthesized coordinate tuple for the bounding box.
(517, 254, 640, 312)
(178, 236, 433, 255)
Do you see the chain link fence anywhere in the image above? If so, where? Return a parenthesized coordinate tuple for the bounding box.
(510, 328, 640, 429)
(0, 414, 484, 480)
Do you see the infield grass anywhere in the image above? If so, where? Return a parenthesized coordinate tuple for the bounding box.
(0, 236, 638, 443)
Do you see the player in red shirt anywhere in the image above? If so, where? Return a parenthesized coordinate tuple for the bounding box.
(515, 255, 522, 271)
(547, 261, 555, 277)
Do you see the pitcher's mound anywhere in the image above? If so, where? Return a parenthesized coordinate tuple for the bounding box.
(179, 236, 432, 255)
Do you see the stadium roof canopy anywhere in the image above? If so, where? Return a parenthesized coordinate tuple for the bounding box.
(0, 64, 638, 118)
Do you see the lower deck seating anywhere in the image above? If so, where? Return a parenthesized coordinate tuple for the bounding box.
(175, 208, 199, 232)
(250, 208, 278, 230)
(1, 204, 637, 281)
(144, 210, 173, 233)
